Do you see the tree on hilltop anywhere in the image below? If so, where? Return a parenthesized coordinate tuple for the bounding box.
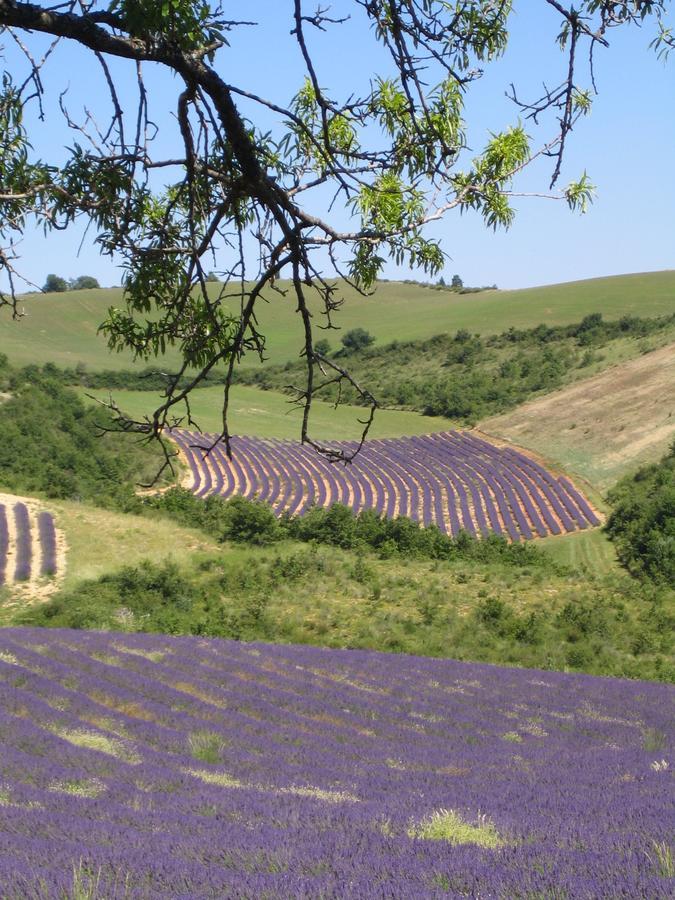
(451, 275, 463, 290)
(42, 274, 68, 293)
(70, 275, 101, 290)
(0, 1, 672, 474)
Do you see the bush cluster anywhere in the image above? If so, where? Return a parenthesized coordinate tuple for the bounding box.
(605, 445, 675, 585)
(232, 312, 675, 424)
(140, 488, 557, 570)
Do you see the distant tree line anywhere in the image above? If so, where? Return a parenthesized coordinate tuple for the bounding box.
(392, 274, 498, 293)
(42, 274, 101, 292)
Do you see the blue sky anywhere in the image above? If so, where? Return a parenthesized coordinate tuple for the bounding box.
(2, 1, 673, 291)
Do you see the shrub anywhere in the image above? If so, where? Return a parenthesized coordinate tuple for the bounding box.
(605, 444, 675, 584)
(340, 328, 375, 352)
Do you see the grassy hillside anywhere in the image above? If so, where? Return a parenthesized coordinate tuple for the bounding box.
(537, 529, 619, 576)
(3, 270, 674, 371)
(482, 343, 675, 490)
(79, 383, 457, 440)
(52, 501, 220, 588)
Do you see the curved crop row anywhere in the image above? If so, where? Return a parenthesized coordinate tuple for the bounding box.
(0, 502, 58, 586)
(172, 430, 600, 541)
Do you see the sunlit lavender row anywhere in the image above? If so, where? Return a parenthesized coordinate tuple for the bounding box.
(173, 430, 599, 542)
(0, 504, 57, 586)
(0, 628, 671, 898)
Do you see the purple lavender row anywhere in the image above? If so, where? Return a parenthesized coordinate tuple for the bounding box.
(13, 503, 31, 582)
(205, 432, 556, 537)
(0, 505, 7, 586)
(455, 431, 589, 531)
(450, 433, 585, 534)
(37, 511, 57, 577)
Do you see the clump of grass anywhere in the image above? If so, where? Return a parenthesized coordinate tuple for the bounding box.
(0, 651, 19, 665)
(113, 645, 167, 662)
(280, 785, 360, 803)
(502, 731, 523, 743)
(184, 767, 243, 789)
(643, 727, 667, 752)
(55, 728, 141, 764)
(48, 778, 106, 798)
(647, 841, 674, 878)
(407, 809, 505, 848)
(71, 861, 132, 900)
(187, 729, 228, 764)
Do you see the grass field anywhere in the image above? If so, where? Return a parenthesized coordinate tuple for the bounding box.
(4, 270, 674, 371)
(45, 501, 220, 589)
(537, 529, 619, 576)
(79, 384, 457, 440)
(0, 497, 222, 618)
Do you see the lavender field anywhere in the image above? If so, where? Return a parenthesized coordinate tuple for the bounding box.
(0, 627, 672, 898)
(0, 502, 58, 587)
(173, 430, 600, 542)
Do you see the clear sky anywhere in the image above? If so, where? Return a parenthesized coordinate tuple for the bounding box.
(2, 1, 673, 291)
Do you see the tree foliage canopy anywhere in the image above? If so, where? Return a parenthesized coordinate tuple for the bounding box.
(0, 0, 671, 471)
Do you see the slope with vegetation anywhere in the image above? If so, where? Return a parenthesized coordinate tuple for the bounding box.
(234, 311, 675, 426)
(1, 489, 670, 682)
(0, 359, 167, 505)
(0, 299, 671, 683)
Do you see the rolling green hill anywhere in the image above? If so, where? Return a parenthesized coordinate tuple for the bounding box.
(79, 384, 457, 440)
(3, 270, 673, 371)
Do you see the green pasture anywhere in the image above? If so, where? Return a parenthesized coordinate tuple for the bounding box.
(3, 270, 674, 371)
(79, 383, 456, 440)
(537, 529, 619, 576)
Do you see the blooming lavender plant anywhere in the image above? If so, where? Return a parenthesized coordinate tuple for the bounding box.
(37, 511, 57, 577)
(12, 504, 31, 582)
(0, 627, 671, 898)
(0, 505, 8, 586)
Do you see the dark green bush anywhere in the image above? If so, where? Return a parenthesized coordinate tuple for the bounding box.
(605, 445, 675, 585)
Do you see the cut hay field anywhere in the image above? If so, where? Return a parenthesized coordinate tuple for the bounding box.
(79, 384, 456, 441)
(0, 628, 672, 898)
(3, 270, 674, 371)
(482, 342, 675, 491)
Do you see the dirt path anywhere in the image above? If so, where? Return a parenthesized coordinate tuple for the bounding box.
(481, 343, 675, 492)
